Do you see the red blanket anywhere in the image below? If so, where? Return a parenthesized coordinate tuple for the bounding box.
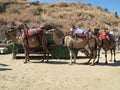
(21, 28, 44, 37)
(74, 33, 86, 38)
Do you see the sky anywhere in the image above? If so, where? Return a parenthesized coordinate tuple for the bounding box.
(28, 0, 120, 16)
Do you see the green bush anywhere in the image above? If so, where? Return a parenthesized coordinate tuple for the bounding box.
(32, 7, 43, 16)
(0, 18, 7, 25)
(30, 1, 40, 5)
(9, 8, 20, 14)
(96, 6, 103, 11)
(103, 8, 108, 12)
(0, 3, 6, 13)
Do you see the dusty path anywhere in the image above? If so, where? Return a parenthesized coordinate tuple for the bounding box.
(0, 51, 120, 90)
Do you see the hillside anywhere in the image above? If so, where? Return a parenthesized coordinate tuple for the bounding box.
(0, 0, 120, 37)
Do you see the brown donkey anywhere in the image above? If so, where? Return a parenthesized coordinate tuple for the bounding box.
(64, 35, 97, 65)
(94, 28, 116, 65)
(7, 24, 49, 63)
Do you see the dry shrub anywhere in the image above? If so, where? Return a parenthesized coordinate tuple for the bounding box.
(9, 8, 20, 14)
(0, 18, 8, 25)
(0, 1, 120, 34)
(58, 2, 69, 7)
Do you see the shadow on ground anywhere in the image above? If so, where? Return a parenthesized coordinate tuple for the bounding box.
(94, 60, 120, 67)
(0, 63, 12, 71)
(79, 59, 120, 67)
(0, 68, 12, 71)
(13, 55, 120, 66)
(0, 63, 9, 66)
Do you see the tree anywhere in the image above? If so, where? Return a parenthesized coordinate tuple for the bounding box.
(103, 8, 108, 12)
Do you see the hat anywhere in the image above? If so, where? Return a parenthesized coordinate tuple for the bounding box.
(72, 25, 76, 29)
(104, 27, 108, 30)
(39, 25, 44, 29)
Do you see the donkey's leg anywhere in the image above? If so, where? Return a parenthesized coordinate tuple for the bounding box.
(46, 53, 49, 62)
(105, 50, 108, 64)
(27, 48, 30, 62)
(41, 38, 46, 63)
(24, 51, 27, 63)
(69, 48, 73, 65)
(91, 58, 95, 66)
(85, 52, 92, 64)
(23, 46, 28, 64)
(84, 49, 92, 64)
(71, 49, 76, 63)
(91, 50, 97, 66)
(109, 49, 112, 62)
(113, 49, 116, 62)
(41, 49, 45, 63)
(41, 48, 49, 63)
(86, 57, 92, 65)
(91, 39, 98, 66)
(41, 36, 50, 63)
(96, 47, 101, 63)
(46, 48, 49, 62)
(41, 42, 49, 63)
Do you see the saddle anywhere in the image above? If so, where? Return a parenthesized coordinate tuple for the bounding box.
(73, 33, 86, 38)
(21, 28, 44, 37)
(107, 33, 115, 41)
(70, 28, 88, 38)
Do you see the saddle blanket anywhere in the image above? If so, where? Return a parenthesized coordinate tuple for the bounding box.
(74, 28, 88, 34)
(73, 28, 88, 38)
(21, 28, 44, 37)
(75, 33, 86, 38)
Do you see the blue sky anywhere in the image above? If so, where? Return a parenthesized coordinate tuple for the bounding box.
(28, 0, 120, 16)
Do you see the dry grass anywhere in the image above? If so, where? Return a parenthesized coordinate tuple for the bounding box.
(0, 1, 120, 33)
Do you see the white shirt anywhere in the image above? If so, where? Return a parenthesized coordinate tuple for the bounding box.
(109, 31, 114, 36)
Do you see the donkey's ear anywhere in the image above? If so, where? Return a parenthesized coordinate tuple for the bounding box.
(51, 29, 56, 31)
(24, 23, 29, 29)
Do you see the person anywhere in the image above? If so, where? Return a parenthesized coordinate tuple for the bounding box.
(100, 27, 109, 40)
(38, 25, 45, 35)
(109, 29, 115, 41)
(87, 28, 92, 39)
(118, 36, 120, 49)
(69, 25, 77, 36)
(109, 29, 114, 36)
(39, 25, 45, 30)
(99, 27, 109, 46)
(69, 25, 76, 32)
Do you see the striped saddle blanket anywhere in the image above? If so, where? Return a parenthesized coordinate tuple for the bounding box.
(73, 28, 88, 38)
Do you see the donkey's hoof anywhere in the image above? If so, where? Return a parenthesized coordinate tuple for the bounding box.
(95, 61, 99, 63)
(72, 61, 76, 64)
(28, 60, 30, 62)
(105, 62, 108, 64)
(84, 62, 89, 65)
(24, 62, 27, 64)
(46, 60, 49, 63)
(90, 63, 94, 66)
(40, 60, 44, 63)
(69, 62, 72, 65)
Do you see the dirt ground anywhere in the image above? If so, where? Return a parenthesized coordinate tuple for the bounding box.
(0, 50, 120, 90)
